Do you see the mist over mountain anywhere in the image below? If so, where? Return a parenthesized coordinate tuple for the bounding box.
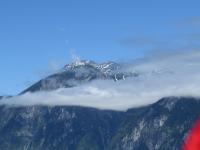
(1, 50, 200, 149)
(2, 50, 200, 110)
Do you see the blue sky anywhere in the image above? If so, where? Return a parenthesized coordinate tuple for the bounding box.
(0, 0, 200, 95)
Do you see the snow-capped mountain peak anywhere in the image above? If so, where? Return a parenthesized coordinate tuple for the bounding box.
(64, 60, 97, 69)
(21, 60, 126, 93)
(64, 59, 121, 74)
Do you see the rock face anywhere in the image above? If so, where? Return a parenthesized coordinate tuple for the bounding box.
(110, 97, 200, 150)
(1, 60, 200, 150)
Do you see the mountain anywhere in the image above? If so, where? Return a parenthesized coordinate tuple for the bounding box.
(110, 97, 200, 150)
(21, 60, 137, 94)
(0, 60, 200, 150)
(0, 106, 124, 150)
(0, 97, 199, 150)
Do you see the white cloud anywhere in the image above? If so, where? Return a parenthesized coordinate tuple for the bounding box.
(1, 50, 200, 111)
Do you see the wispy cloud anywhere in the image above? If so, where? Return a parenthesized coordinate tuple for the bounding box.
(118, 16, 200, 54)
(1, 50, 200, 111)
(118, 36, 156, 47)
(57, 27, 66, 32)
(181, 16, 200, 27)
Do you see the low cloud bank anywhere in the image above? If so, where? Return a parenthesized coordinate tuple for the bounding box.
(1, 50, 200, 111)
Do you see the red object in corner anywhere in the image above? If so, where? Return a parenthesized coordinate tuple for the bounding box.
(183, 119, 200, 150)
